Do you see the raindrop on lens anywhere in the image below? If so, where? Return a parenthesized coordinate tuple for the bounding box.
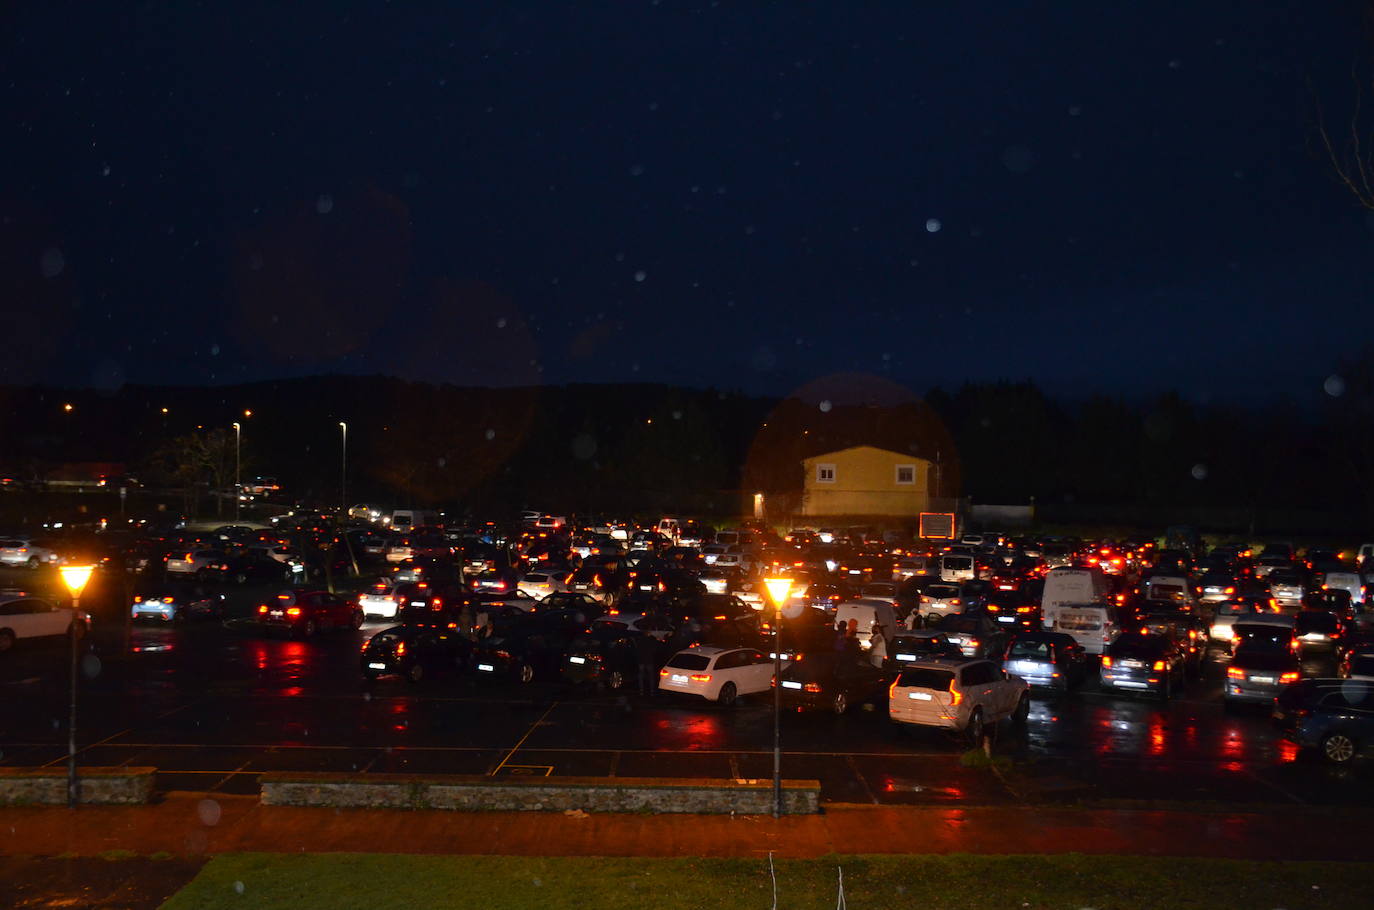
(1190, 464, 1208, 481)
(819, 400, 832, 413)
(315, 194, 334, 214)
(925, 218, 942, 233)
(1324, 375, 1345, 397)
(81, 654, 101, 678)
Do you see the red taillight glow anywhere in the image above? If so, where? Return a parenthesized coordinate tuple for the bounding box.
(690, 674, 711, 683)
(1227, 666, 1245, 679)
(1152, 660, 1165, 671)
(802, 682, 822, 693)
(285, 607, 302, 617)
(1101, 656, 1113, 668)
(396, 641, 406, 657)
(950, 688, 963, 705)
(1280, 671, 1300, 684)
(659, 668, 669, 677)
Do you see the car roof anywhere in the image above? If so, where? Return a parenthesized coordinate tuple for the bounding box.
(678, 645, 727, 657)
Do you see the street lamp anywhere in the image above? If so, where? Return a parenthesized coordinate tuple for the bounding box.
(763, 575, 794, 818)
(232, 422, 242, 521)
(338, 421, 347, 516)
(59, 564, 94, 809)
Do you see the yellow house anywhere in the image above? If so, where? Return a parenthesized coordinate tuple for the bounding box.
(800, 446, 932, 517)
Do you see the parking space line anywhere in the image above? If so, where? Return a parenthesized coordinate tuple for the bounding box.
(845, 755, 879, 805)
(490, 701, 558, 776)
(1242, 767, 1307, 805)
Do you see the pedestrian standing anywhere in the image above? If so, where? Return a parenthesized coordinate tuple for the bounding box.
(868, 621, 888, 669)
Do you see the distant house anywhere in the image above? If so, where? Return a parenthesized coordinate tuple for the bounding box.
(800, 446, 932, 517)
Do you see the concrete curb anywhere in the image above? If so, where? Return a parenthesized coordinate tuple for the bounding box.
(0, 766, 156, 806)
(259, 772, 822, 814)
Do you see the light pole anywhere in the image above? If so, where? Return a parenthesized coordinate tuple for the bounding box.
(232, 422, 242, 521)
(338, 421, 348, 516)
(763, 576, 793, 818)
(59, 564, 94, 809)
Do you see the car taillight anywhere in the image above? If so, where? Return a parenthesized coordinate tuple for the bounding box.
(285, 607, 302, 616)
(969, 639, 980, 648)
(690, 674, 712, 682)
(1101, 656, 1113, 668)
(257, 605, 268, 614)
(802, 682, 822, 693)
(133, 595, 143, 603)
(1152, 660, 1165, 671)
(1016, 605, 1034, 613)
(1279, 671, 1300, 684)
(494, 650, 512, 660)
(659, 668, 669, 677)
(396, 641, 406, 656)
(1227, 666, 1245, 679)
(949, 688, 963, 705)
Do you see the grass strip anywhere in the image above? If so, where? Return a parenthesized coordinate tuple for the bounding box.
(161, 852, 1371, 910)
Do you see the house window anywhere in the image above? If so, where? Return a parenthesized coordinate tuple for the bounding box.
(895, 464, 916, 485)
(816, 463, 836, 484)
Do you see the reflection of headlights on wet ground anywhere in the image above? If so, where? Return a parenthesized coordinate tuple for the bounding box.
(131, 642, 175, 654)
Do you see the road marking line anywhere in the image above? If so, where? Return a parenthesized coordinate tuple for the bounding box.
(1242, 767, 1307, 805)
(490, 701, 558, 776)
(845, 755, 879, 805)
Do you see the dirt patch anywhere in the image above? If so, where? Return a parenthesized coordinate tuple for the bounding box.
(1, 855, 206, 910)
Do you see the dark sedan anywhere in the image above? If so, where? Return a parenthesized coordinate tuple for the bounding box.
(472, 608, 588, 683)
(774, 651, 889, 715)
(361, 625, 473, 683)
(562, 630, 641, 690)
(1224, 630, 1302, 707)
(1274, 678, 1374, 763)
(1099, 633, 1186, 700)
(201, 552, 297, 585)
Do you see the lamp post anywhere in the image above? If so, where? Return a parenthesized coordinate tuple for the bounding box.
(338, 421, 347, 516)
(763, 576, 793, 818)
(232, 421, 242, 521)
(59, 564, 94, 809)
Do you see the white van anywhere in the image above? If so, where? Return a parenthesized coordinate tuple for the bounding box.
(390, 510, 439, 534)
(656, 518, 681, 541)
(834, 599, 899, 646)
(1143, 574, 1197, 610)
(1041, 566, 1110, 613)
(1042, 602, 1121, 655)
(939, 554, 976, 583)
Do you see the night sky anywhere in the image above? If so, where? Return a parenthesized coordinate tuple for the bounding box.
(3, 1, 1370, 402)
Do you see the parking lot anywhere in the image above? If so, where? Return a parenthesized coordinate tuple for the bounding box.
(2, 555, 1371, 812)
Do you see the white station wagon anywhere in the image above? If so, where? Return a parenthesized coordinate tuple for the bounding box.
(658, 646, 778, 706)
(888, 658, 1029, 741)
(0, 594, 88, 651)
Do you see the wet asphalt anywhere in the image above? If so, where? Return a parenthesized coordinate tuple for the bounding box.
(2, 570, 1372, 810)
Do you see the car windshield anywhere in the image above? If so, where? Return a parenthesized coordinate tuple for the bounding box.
(1216, 602, 1257, 617)
(1108, 636, 1165, 659)
(1008, 640, 1053, 660)
(926, 586, 960, 598)
(896, 668, 956, 690)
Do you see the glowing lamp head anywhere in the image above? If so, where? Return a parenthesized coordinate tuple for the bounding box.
(763, 577, 793, 610)
(59, 564, 95, 596)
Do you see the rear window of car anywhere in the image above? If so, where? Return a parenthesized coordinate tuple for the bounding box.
(1008, 639, 1052, 660)
(592, 620, 628, 632)
(664, 653, 712, 671)
(1233, 626, 1292, 647)
(1109, 636, 1165, 659)
(926, 585, 960, 598)
(939, 617, 979, 633)
(896, 668, 955, 690)
(942, 557, 973, 569)
(1216, 602, 1257, 616)
(1296, 613, 1339, 634)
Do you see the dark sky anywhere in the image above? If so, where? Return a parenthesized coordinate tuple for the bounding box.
(3, 1, 1370, 402)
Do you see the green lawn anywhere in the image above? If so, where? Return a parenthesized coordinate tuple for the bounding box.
(162, 853, 1370, 910)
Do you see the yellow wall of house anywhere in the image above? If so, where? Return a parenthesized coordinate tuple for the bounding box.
(801, 447, 931, 517)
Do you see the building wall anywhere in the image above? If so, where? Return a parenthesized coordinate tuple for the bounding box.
(801, 447, 931, 517)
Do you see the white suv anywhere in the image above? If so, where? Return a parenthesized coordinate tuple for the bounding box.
(0, 538, 60, 569)
(0, 593, 88, 651)
(888, 658, 1029, 741)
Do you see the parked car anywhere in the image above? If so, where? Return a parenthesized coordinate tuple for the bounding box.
(165, 549, 226, 578)
(1001, 631, 1087, 690)
(130, 590, 225, 622)
(1209, 599, 1272, 647)
(517, 571, 567, 599)
(888, 658, 1030, 741)
(887, 631, 964, 668)
(1274, 678, 1374, 764)
(1099, 633, 1187, 700)
(1295, 610, 1344, 655)
(0, 537, 61, 568)
(562, 628, 641, 690)
(1268, 569, 1308, 609)
(774, 650, 890, 714)
(912, 583, 967, 626)
(471, 608, 589, 683)
(255, 589, 363, 637)
(932, 612, 1007, 659)
(360, 624, 472, 683)
(658, 646, 776, 705)
(201, 552, 298, 585)
(1224, 628, 1302, 707)
(0, 594, 88, 651)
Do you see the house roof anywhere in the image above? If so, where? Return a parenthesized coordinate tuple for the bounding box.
(803, 445, 931, 464)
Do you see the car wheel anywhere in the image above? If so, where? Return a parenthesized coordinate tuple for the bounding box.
(1013, 694, 1030, 726)
(1321, 732, 1357, 764)
(926, 613, 941, 627)
(302, 619, 318, 639)
(966, 708, 985, 744)
(0, 629, 14, 652)
(26, 556, 40, 569)
(350, 610, 364, 630)
(518, 662, 535, 684)
(406, 663, 425, 684)
(831, 691, 848, 715)
(718, 682, 738, 707)
(606, 670, 625, 691)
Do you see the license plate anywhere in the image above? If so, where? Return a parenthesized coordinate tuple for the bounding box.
(1123, 659, 1143, 668)
(1250, 676, 1275, 684)
(367, 662, 386, 670)
(569, 656, 586, 664)
(269, 611, 284, 618)
(671, 674, 688, 683)
(908, 692, 933, 700)
(410, 601, 426, 607)
(781, 680, 803, 690)
(639, 585, 653, 591)
(997, 616, 1015, 623)
(1116, 680, 1148, 688)
(477, 663, 495, 672)
(896, 653, 917, 662)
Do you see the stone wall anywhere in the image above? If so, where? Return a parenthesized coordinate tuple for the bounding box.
(259, 773, 821, 814)
(0, 766, 155, 805)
